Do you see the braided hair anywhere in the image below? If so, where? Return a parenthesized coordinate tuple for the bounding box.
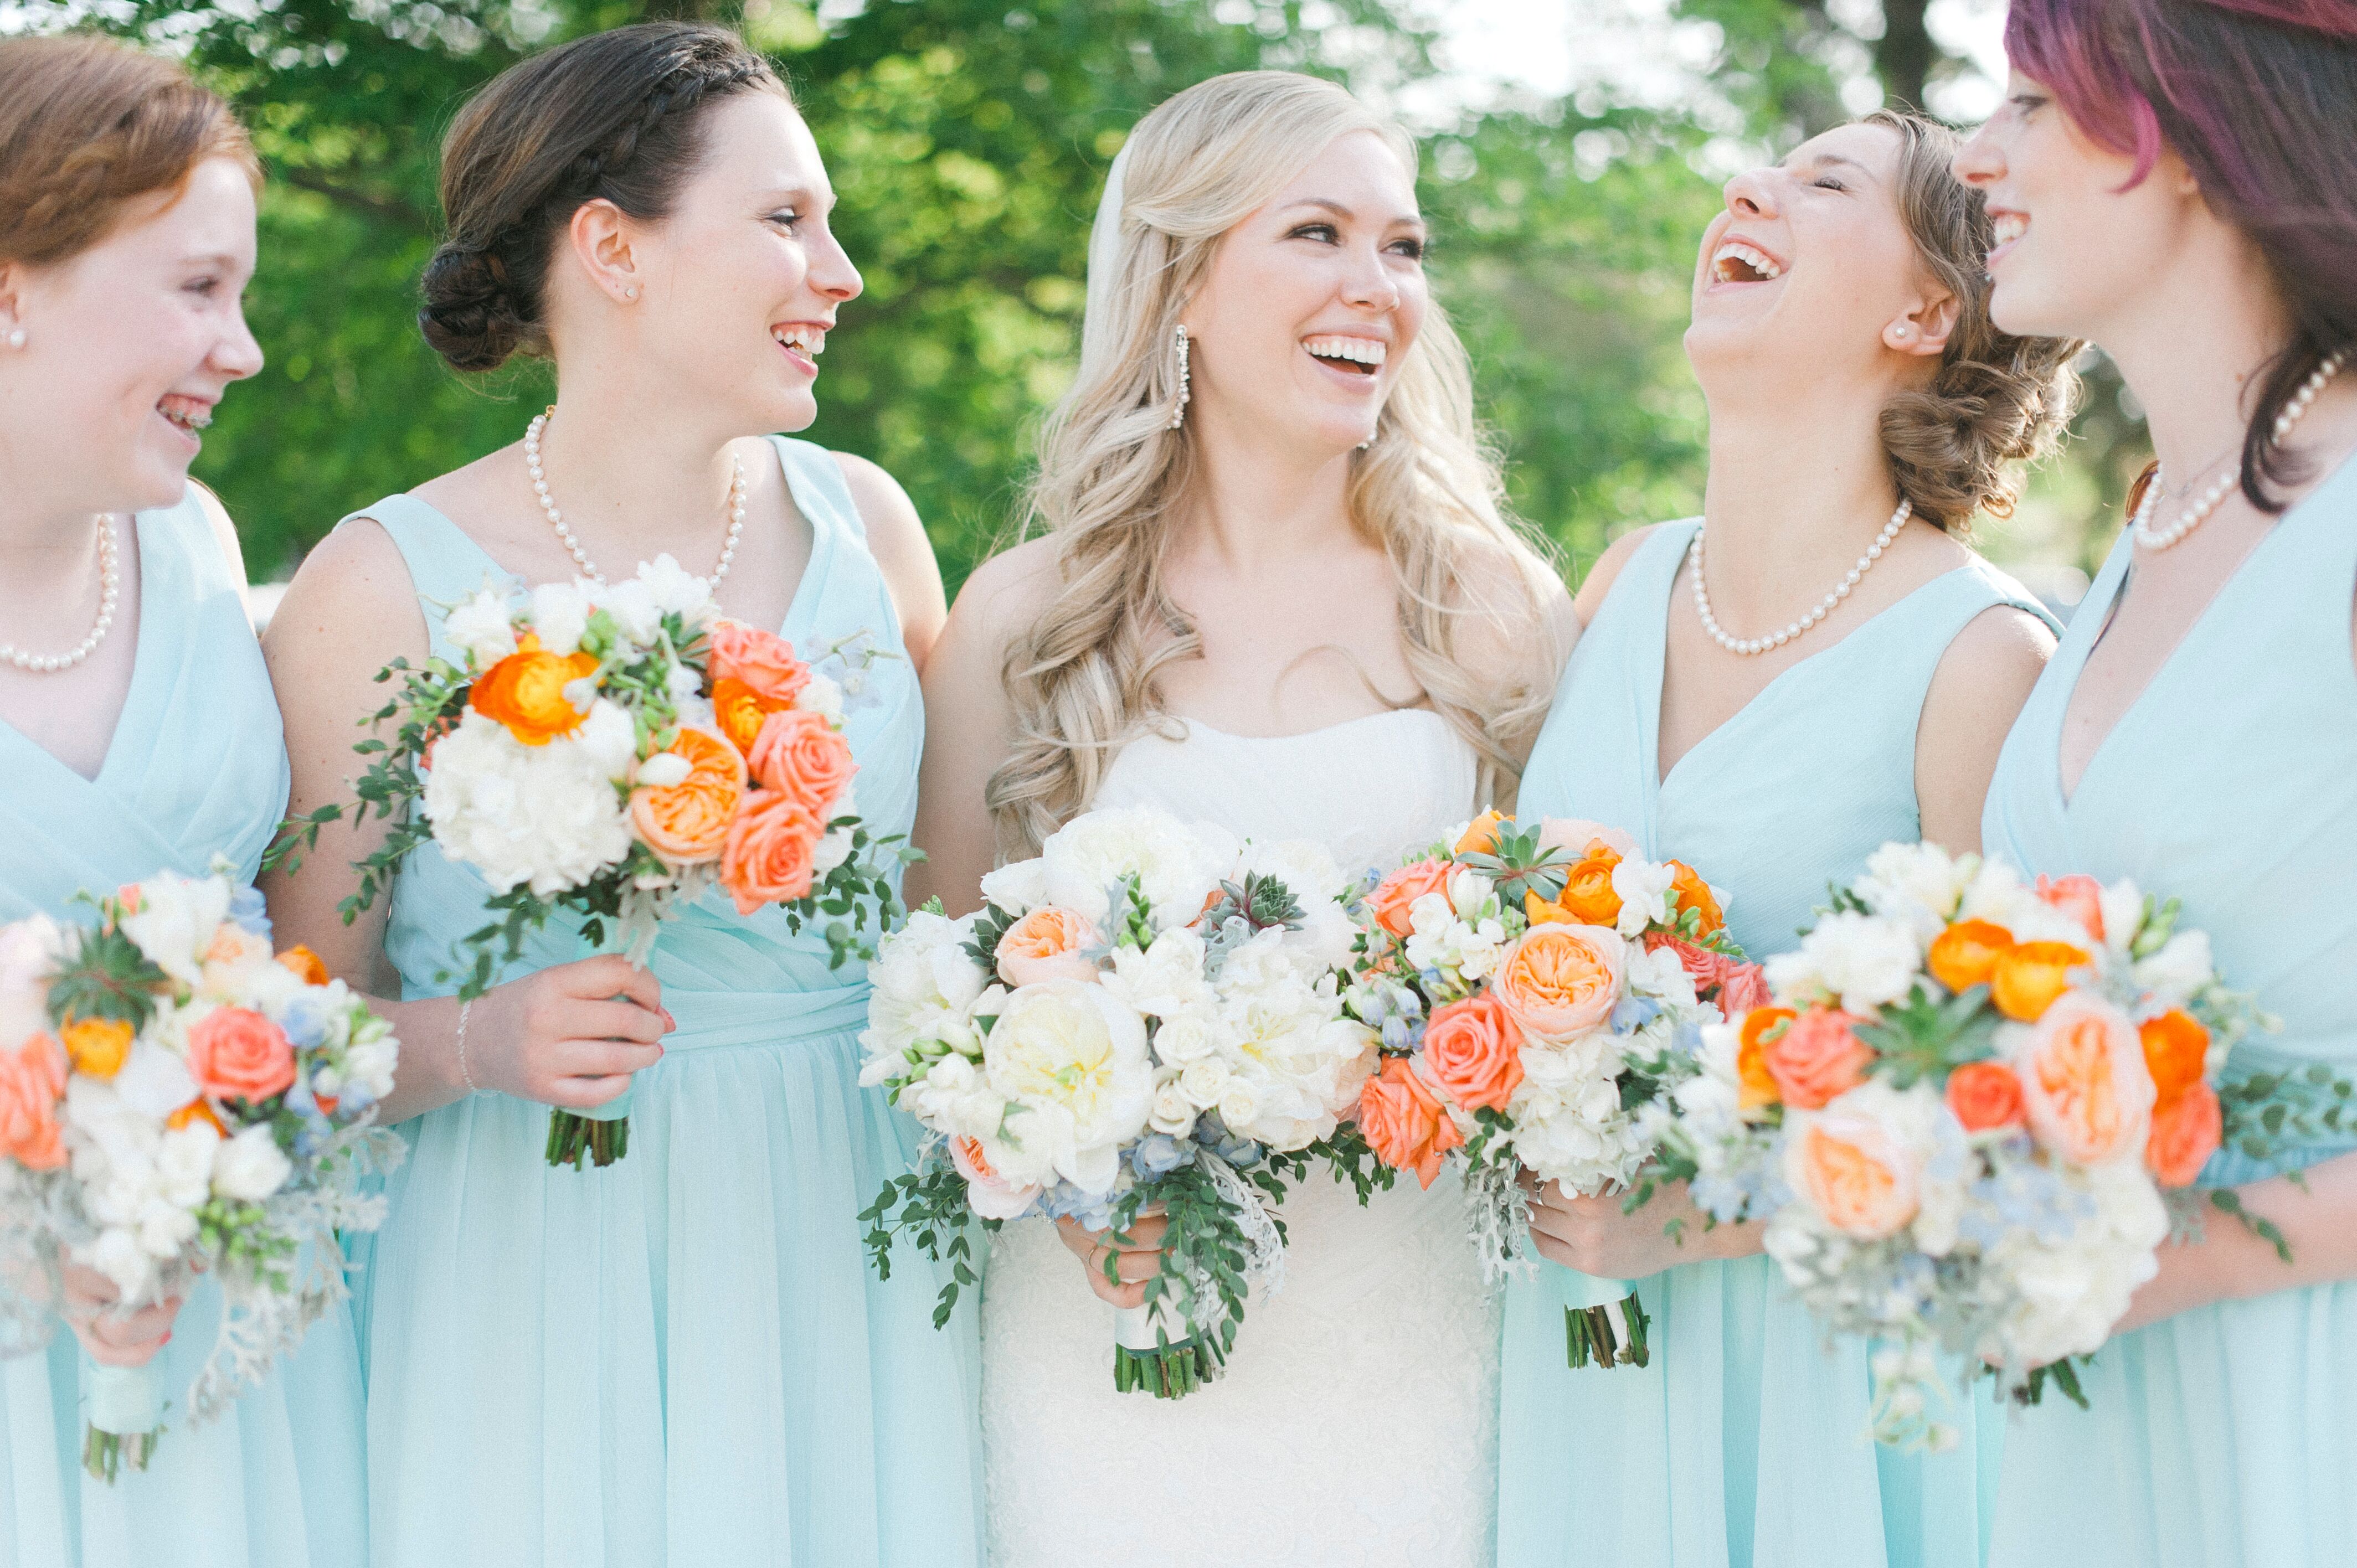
(419, 23, 784, 372)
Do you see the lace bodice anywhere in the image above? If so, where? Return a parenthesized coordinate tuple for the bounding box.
(980, 706, 1501, 1568)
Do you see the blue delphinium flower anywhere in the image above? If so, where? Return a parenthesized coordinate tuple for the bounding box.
(228, 885, 273, 940)
(277, 990, 333, 1051)
(1610, 995, 1663, 1035)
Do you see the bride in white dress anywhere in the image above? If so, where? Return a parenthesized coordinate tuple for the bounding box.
(908, 70, 1573, 1567)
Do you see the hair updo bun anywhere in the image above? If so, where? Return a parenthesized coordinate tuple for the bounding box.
(1867, 109, 2081, 532)
(417, 21, 785, 374)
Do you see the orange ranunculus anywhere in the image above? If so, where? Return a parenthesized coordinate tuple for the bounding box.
(630, 727, 749, 866)
(747, 709, 858, 820)
(712, 676, 774, 756)
(1793, 1113, 1919, 1239)
(1927, 919, 2015, 995)
(719, 789, 824, 914)
(995, 907, 1100, 988)
(2145, 1082, 2222, 1187)
(168, 1098, 227, 1135)
(186, 1006, 297, 1103)
(1665, 860, 1724, 937)
(1525, 890, 1576, 926)
(2139, 1009, 2211, 1102)
(1357, 1055, 1464, 1188)
(1945, 1060, 2027, 1133)
(1763, 1007, 1874, 1111)
(1736, 1007, 1794, 1113)
(1990, 940, 2092, 1023)
(2034, 873, 2107, 945)
(1493, 924, 1622, 1042)
(60, 1017, 133, 1080)
(470, 634, 599, 746)
(1368, 859, 1452, 940)
(276, 945, 330, 987)
(0, 1033, 67, 1170)
(1556, 846, 1624, 928)
(1454, 809, 1507, 856)
(2016, 993, 2155, 1166)
(706, 621, 810, 708)
(1421, 993, 1527, 1112)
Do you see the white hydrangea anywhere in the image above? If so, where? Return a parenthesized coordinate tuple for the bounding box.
(1992, 1160, 2166, 1366)
(423, 709, 634, 896)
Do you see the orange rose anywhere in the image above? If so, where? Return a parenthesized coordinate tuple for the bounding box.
(276, 945, 330, 987)
(2016, 993, 2155, 1166)
(2139, 1009, 2210, 1102)
(1556, 846, 1624, 928)
(60, 1017, 133, 1080)
(706, 621, 810, 708)
(1368, 859, 1452, 940)
(1421, 993, 1527, 1112)
(1991, 940, 2091, 1023)
(1357, 1055, 1464, 1188)
(630, 728, 748, 866)
(1665, 861, 1724, 937)
(470, 633, 598, 746)
(2145, 1082, 2222, 1187)
(186, 1005, 297, 1103)
(1793, 1112, 1919, 1239)
(712, 676, 774, 756)
(1454, 809, 1507, 856)
(1927, 919, 2014, 994)
(995, 907, 1101, 987)
(1944, 1060, 2027, 1133)
(719, 789, 824, 914)
(0, 1033, 66, 1170)
(2034, 873, 2107, 945)
(1762, 1006, 1874, 1111)
(1492, 924, 1623, 1041)
(1736, 1007, 1793, 1112)
(747, 708, 858, 820)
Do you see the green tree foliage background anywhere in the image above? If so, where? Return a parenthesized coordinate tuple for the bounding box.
(27, 0, 2137, 593)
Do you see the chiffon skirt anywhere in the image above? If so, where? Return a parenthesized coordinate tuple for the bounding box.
(1495, 1253, 1999, 1568)
(0, 1273, 366, 1567)
(357, 986, 984, 1568)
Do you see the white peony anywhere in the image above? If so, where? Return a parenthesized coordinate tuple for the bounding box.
(860, 911, 989, 1070)
(212, 1123, 293, 1202)
(1099, 928, 1214, 1019)
(423, 710, 635, 896)
(528, 579, 594, 656)
(119, 871, 231, 988)
(978, 857, 1048, 915)
(443, 589, 519, 668)
(1038, 807, 1236, 931)
(1768, 909, 1922, 1014)
(903, 1053, 1006, 1141)
(979, 979, 1152, 1193)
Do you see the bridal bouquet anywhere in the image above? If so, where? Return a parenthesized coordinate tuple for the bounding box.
(0, 868, 402, 1480)
(859, 805, 1376, 1399)
(274, 555, 912, 1168)
(1341, 812, 1762, 1370)
(1651, 842, 2294, 1448)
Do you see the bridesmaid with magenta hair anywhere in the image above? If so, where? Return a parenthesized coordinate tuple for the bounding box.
(1955, 3, 2357, 1565)
(263, 22, 978, 1567)
(1494, 110, 2079, 1568)
(0, 35, 365, 1568)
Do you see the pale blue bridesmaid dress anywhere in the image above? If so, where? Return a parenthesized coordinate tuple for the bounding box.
(0, 491, 367, 1567)
(348, 437, 982, 1567)
(1979, 451, 2357, 1568)
(1496, 517, 2054, 1568)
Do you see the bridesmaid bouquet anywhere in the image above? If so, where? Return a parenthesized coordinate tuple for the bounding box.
(859, 805, 1376, 1399)
(1340, 812, 1762, 1370)
(275, 555, 913, 1169)
(0, 868, 402, 1481)
(1652, 842, 2277, 1449)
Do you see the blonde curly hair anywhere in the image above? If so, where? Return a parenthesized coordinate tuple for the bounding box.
(986, 71, 1563, 858)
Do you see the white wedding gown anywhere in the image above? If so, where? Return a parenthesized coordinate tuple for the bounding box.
(979, 710, 1502, 1567)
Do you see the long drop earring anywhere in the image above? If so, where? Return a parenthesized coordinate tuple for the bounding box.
(1168, 323, 1191, 430)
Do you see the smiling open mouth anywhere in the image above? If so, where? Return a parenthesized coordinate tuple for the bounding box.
(1990, 213, 2027, 249)
(772, 324, 826, 358)
(1712, 241, 1784, 283)
(158, 394, 213, 434)
(1303, 335, 1385, 375)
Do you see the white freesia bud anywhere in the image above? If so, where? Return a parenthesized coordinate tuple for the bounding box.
(634, 751, 692, 789)
(213, 1124, 294, 1201)
(573, 700, 639, 783)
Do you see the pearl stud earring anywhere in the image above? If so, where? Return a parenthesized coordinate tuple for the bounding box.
(4, 328, 23, 349)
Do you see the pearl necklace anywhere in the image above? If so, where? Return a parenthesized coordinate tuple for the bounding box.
(2130, 350, 2348, 551)
(524, 408, 745, 587)
(2, 517, 120, 673)
(1690, 498, 1912, 657)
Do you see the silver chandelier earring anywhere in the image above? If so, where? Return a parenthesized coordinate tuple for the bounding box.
(1168, 323, 1191, 429)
